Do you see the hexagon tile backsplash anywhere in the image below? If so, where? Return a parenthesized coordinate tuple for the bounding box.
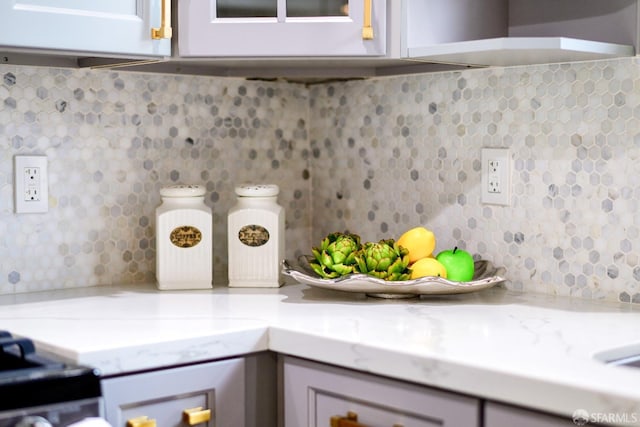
(2, 58, 640, 304)
(0, 66, 311, 293)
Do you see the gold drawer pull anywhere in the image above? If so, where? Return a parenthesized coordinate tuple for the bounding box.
(183, 407, 212, 425)
(126, 416, 156, 427)
(331, 411, 363, 427)
(330, 411, 403, 427)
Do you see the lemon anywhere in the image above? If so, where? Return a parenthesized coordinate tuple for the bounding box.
(397, 226, 436, 263)
(410, 257, 448, 279)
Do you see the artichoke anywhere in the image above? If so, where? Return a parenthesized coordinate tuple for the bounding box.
(310, 232, 362, 279)
(355, 239, 412, 281)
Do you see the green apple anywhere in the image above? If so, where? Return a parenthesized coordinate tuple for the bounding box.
(435, 247, 475, 282)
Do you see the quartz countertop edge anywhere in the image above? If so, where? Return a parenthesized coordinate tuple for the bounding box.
(1, 283, 639, 425)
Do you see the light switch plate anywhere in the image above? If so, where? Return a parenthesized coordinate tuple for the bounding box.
(481, 148, 510, 206)
(14, 155, 49, 213)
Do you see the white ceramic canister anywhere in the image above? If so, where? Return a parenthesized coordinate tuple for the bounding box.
(228, 184, 285, 287)
(155, 184, 212, 290)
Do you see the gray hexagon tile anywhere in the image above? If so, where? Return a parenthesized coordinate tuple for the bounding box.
(308, 58, 640, 305)
(2, 57, 640, 305)
(0, 66, 311, 293)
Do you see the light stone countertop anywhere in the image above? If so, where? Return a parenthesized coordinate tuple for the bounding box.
(1, 283, 640, 425)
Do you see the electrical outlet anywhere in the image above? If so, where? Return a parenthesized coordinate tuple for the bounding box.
(481, 148, 510, 206)
(487, 159, 502, 194)
(24, 167, 41, 201)
(14, 155, 48, 213)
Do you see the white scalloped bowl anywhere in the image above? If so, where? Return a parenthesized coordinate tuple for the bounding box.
(282, 257, 506, 299)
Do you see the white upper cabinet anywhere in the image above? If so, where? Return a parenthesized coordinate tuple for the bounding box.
(402, 0, 636, 67)
(178, 0, 386, 57)
(1, 0, 636, 75)
(174, 0, 636, 75)
(0, 0, 171, 58)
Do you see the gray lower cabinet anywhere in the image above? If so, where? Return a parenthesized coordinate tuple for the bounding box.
(101, 351, 596, 427)
(102, 353, 277, 427)
(281, 355, 481, 427)
(484, 402, 597, 427)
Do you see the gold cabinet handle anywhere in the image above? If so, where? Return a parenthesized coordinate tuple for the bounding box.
(126, 416, 156, 427)
(362, 0, 374, 40)
(183, 407, 212, 425)
(331, 411, 364, 427)
(151, 0, 172, 39)
(330, 411, 403, 427)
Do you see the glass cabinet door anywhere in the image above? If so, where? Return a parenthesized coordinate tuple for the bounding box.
(0, 0, 170, 57)
(179, 0, 386, 57)
(217, 0, 348, 18)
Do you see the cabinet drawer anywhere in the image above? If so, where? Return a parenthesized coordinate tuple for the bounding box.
(282, 356, 480, 427)
(484, 402, 598, 427)
(102, 358, 244, 427)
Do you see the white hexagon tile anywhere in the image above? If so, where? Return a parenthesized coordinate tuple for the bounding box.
(308, 58, 640, 304)
(0, 67, 312, 293)
(2, 58, 640, 304)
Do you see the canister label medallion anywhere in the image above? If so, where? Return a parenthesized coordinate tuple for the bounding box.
(170, 226, 202, 248)
(239, 225, 270, 247)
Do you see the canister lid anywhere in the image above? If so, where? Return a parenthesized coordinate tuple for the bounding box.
(235, 184, 279, 197)
(160, 184, 206, 198)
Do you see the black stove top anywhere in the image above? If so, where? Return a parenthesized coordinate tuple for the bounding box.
(0, 331, 64, 374)
(0, 331, 101, 411)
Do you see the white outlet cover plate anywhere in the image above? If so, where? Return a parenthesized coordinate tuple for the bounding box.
(14, 155, 49, 213)
(481, 148, 511, 206)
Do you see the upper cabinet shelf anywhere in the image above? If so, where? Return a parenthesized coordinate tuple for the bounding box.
(402, 0, 637, 67)
(0, 0, 171, 59)
(408, 37, 635, 67)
